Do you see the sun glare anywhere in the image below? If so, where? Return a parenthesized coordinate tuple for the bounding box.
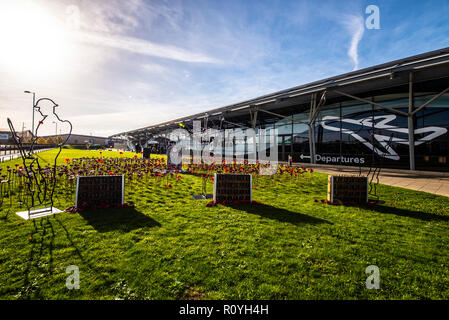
(0, 1, 72, 80)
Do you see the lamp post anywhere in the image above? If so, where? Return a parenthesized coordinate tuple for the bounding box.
(52, 121, 58, 144)
(52, 121, 58, 136)
(24, 91, 36, 137)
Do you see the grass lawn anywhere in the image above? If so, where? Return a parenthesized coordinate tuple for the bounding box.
(0, 148, 448, 299)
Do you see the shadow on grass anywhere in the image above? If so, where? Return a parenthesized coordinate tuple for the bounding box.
(17, 217, 56, 299)
(361, 204, 449, 222)
(229, 203, 330, 226)
(54, 215, 110, 275)
(79, 207, 161, 233)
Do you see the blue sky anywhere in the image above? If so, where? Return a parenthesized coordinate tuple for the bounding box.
(0, 0, 448, 136)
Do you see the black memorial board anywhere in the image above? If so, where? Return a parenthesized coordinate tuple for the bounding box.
(143, 148, 151, 159)
(327, 175, 368, 203)
(213, 173, 252, 203)
(75, 175, 124, 208)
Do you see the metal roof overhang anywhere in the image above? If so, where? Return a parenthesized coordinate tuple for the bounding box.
(110, 47, 449, 141)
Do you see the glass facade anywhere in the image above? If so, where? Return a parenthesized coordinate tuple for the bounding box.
(273, 93, 449, 171)
(159, 92, 449, 171)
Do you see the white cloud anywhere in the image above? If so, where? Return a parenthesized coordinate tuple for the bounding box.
(76, 0, 145, 34)
(341, 15, 365, 71)
(72, 30, 220, 63)
(141, 63, 168, 74)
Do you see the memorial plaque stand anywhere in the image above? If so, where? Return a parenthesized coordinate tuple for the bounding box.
(327, 175, 368, 203)
(192, 194, 213, 200)
(142, 148, 151, 159)
(213, 173, 252, 203)
(75, 175, 125, 209)
(16, 207, 63, 220)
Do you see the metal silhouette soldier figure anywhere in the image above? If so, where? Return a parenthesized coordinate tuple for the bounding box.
(8, 97, 72, 219)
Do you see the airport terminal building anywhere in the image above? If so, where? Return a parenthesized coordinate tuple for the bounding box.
(111, 47, 449, 171)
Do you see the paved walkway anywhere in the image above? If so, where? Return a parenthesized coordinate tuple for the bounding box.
(294, 162, 449, 197)
(0, 152, 23, 162)
(0, 148, 55, 163)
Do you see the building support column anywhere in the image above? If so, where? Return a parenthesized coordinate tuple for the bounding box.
(408, 72, 415, 171)
(308, 93, 317, 164)
(250, 105, 258, 130)
(249, 106, 258, 161)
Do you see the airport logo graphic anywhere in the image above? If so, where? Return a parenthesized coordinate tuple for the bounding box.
(321, 114, 448, 160)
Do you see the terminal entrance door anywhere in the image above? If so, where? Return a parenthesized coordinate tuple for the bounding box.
(278, 134, 292, 162)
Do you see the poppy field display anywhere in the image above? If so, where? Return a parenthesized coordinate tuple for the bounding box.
(1, 149, 449, 300)
(0, 149, 314, 214)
